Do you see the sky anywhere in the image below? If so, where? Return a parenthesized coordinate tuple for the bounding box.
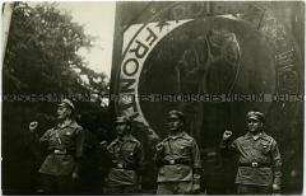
(57, 2, 116, 79)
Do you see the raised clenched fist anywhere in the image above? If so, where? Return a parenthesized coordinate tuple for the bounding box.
(29, 121, 38, 132)
(223, 130, 233, 140)
(272, 183, 281, 192)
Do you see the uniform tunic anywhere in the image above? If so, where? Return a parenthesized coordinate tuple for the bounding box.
(155, 132, 201, 182)
(38, 120, 84, 176)
(220, 131, 282, 187)
(106, 135, 143, 188)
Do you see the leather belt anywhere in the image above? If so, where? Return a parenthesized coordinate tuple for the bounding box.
(165, 159, 191, 165)
(115, 163, 136, 170)
(53, 149, 75, 155)
(239, 162, 271, 168)
(54, 149, 67, 155)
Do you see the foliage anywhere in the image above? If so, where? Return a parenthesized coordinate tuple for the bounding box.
(4, 2, 108, 98)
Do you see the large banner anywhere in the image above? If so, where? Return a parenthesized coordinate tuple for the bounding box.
(112, 1, 302, 135)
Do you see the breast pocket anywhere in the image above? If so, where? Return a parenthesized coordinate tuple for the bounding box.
(122, 144, 136, 158)
(240, 142, 251, 151)
(123, 143, 136, 151)
(61, 129, 75, 145)
(260, 141, 271, 154)
(178, 143, 192, 156)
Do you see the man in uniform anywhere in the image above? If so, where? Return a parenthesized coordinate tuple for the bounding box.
(155, 110, 201, 194)
(102, 116, 144, 194)
(220, 111, 282, 194)
(29, 99, 85, 194)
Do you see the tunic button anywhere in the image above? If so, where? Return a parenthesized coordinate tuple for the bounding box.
(251, 162, 258, 168)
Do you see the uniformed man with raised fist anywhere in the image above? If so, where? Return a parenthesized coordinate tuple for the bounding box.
(220, 111, 282, 194)
(29, 99, 84, 194)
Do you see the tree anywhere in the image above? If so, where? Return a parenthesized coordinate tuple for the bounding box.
(2, 2, 111, 194)
(4, 2, 91, 93)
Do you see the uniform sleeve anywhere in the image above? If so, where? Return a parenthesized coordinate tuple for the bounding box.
(135, 142, 145, 170)
(75, 126, 85, 159)
(39, 129, 52, 143)
(220, 138, 237, 151)
(192, 140, 201, 169)
(106, 142, 115, 155)
(220, 138, 238, 160)
(154, 142, 164, 167)
(106, 141, 118, 165)
(271, 139, 282, 186)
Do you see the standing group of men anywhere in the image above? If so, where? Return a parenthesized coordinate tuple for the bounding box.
(28, 99, 282, 194)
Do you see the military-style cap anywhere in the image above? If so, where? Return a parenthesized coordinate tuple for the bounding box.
(58, 99, 75, 110)
(115, 116, 129, 124)
(246, 111, 264, 122)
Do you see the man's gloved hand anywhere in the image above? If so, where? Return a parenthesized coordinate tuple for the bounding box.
(272, 183, 281, 193)
(29, 121, 38, 132)
(72, 171, 79, 180)
(222, 130, 233, 141)
(192, 173, 201, 193)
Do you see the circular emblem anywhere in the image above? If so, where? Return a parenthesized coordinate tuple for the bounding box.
(116, 2, 301, 139)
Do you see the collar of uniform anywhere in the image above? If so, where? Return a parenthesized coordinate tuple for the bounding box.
(110, 138, 120, 146)
(258, 131, 269, 141)
(245, 131, 266, 141)
(57, 119, 78, 129)
(166, 131, 185, 140)
(123, 134, 135, 141)
(115, 134, 135, 143)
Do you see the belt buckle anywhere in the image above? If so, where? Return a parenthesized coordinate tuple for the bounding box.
(117, 163, 123, 168)
(54, 149, 59, 154)
(251, 162, 258, 168)
(169, 160, 175, 165)
(54, 149, 66, 154)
